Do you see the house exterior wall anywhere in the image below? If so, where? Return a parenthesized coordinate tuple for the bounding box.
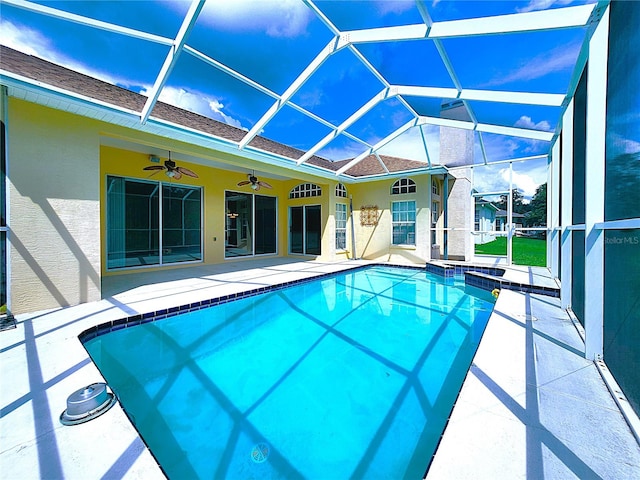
(350, 176, 431, 264)
(5, 97, 466, 314)
(474, 204, 497, 244)
(447, 170, 472, 260)
(8, 99, 101, 314)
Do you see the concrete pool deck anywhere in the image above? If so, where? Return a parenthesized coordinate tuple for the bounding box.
(1, 258, 639, 479)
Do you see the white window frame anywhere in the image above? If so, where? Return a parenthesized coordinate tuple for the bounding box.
(392, 200, 416, 246)
(391, 178, 416, 195)
(335, 203, 347, 250)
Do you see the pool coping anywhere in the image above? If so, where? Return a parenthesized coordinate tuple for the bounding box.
(78, 263, 426, 344)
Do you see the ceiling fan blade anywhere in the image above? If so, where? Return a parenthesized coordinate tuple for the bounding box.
(143, 165, 166, 171)
(176, 166, 198, 178)
(257, 180, 273, 189)
(172, 171, 183, 180)
(237, 180, 251, 186)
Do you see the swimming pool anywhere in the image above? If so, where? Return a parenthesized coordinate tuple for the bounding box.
(84, 265, 495, 479)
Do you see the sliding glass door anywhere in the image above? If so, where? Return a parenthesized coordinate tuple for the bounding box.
(289, 205, 321, 256)
(225, 191, 276, 258)
(106, 176, 202, 269)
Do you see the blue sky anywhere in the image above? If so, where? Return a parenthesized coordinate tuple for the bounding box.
(0, 0, 597, 198)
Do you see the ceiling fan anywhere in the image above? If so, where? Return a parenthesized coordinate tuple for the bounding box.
(237, 171, 272, 191)
(143, 152, 198, 180)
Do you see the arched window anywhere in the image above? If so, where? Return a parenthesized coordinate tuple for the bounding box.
(335, 183, 347, 198)
(289, 183, 322, 199)
(391, 178, 416, 195)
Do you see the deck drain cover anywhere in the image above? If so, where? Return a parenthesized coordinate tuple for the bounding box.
(60, 382, 117, 426)
(251, 442, 270, 463)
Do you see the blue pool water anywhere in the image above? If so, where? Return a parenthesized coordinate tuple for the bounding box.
(85, 266, 495, 479)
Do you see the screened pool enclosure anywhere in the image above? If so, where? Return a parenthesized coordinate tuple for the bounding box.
(0, 0, 639, 431)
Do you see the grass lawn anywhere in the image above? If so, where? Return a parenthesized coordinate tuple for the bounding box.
(475, 236, 546, 266)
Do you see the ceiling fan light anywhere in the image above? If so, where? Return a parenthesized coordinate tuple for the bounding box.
(166, 170, 175, 178)
(251, 183, 258, 190)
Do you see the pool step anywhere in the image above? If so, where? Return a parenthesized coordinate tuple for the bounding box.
(426, 261, 560, 298)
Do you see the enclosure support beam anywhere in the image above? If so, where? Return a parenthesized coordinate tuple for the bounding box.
(584, 7, 609, 361)
(560, 100, 574, 310)
(549, 140, 561, 277)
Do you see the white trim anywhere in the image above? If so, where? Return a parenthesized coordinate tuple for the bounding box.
(342, 24, 427, 44)
(428, 4, 596, 38)
(298, 89, 389, 165)
(239, 38, 339, 149)
(596, 359, 640, 446)
(549, 140, 560, 276)
(184, 46, 279, 100)
(335, 118, 422, 175)
(460, 89, 565, 107)
(394, 85, 458, 99)
(1, 85, 10, 314)
(3, 0, 174, 46)
(584, 6, 609, 361)
(477, 123, 554, 141)
(561, 100, 574, 310)
(595, 218, 640, 230)
(140, 0, 205, 124)
(507, 163, 513, 265)
(391, 200, 417, 247)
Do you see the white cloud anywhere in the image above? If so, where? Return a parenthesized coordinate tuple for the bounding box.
(1, 19, 137, 88)
(516, 0, 575, 14)
(319, 143, 367, 162)
(608, 132, 640, 156)
(142, 85, 245, 130)
(481, 41, 581, 88)
(378, 125, 439, 163)
(515, 115, 552, 132)
(200, 0, 312, 38)
(473, 163, 545, 200)
(1, 19, 49, 57)
(376, 0, 416, 16)
(501, 169, 541, 199)
(3, 17, 246, 130)
(208, 99, 244, 129)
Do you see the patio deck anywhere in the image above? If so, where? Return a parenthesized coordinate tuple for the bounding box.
(0, 258, 638, 479)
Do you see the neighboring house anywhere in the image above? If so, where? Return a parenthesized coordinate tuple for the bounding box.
(495, 210, 525, 231)
(0, 46, 471, 314)
(474, 200, 499, 244)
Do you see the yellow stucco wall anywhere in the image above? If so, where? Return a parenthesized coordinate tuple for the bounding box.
(8, 99, 101, 313)
(7, 97, 436, 313)
(100, 146, 351, 272)
(350, 175, 431, 263)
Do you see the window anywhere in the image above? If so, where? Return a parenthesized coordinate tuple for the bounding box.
(290, 183, 321, 199)
(391, 178, 416, 195)
(432, 179, 440, 196)
(475, 209, 480, 231)
(106, 176, 202, 269)
(392, 200, 416, 245)
(431, 201, 439, 245)
(335, 183, 347, 198)
(336, 203, 347, 250)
